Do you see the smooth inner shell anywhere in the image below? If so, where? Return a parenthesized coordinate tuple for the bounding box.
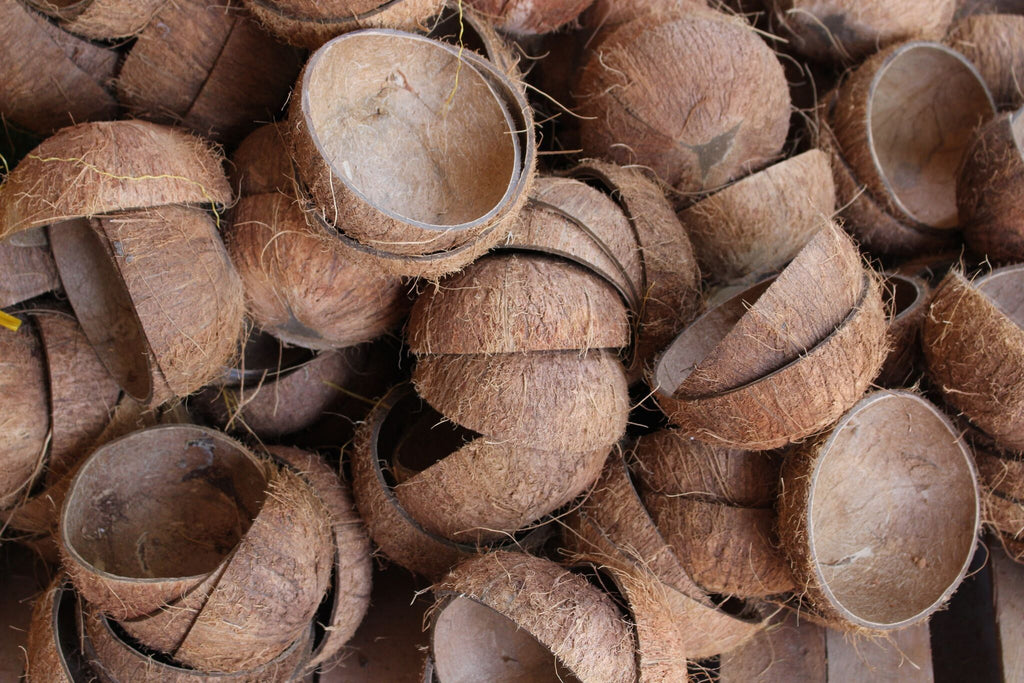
(977, 265, 1024, 327)
(808, 392, 977, 627)
(884, 273, 924, 322)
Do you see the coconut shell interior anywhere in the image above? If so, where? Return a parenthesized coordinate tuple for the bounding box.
(978, 265, 1024, 327)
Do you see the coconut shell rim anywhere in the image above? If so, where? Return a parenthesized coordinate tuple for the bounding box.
(247, 0, 406, 24)
(883, 271, 928, 324)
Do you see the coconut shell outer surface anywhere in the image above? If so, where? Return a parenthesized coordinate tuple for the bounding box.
(577, 12, 791, 194)
(25, 579, 79, 683)
(0, 321, 49, 510)
(0, 239, 61, 308)
(877, 272, 930, 387)
(26, 0, 168, 39)
(432, 551, 637, 683)
(948, 14, 1024, 108)
(230, 124, 295, 197)
(0, 121, 232, 240)
(465, 0, 591, 34)
(957, 111, 1024, 264)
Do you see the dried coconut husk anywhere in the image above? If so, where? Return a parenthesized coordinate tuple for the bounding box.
(243, 0, 443, 49)
(632, 429, 779, 507)
(25, 579, 91, 682)
(678, 150, 835, 284)
(426, 2, 520, 76)
(0, 1, 117, 136)
(877, 272, 930, 387)
(230, 124, 295, 197)
(652, 272, 887, 450)
(0, 239, 61, 308)
(117, 0, 303, 146)
(464, 0, 591, 34)
(576, 10, 791, 195)
(24, 0, 167, 39)
(778, 390, 978, 631)
(413, 350, 629, 453)
(581, 0, 709, 34)
(829, 41, 995, 230)
(0, 121, 232, 241)
(976, 449, 1024, 500)
(947, 14, 1024, 108)
(0, 319, 49, 511)
(957, 109, 1024, 263)
(718, 609, 826, 682)
(430, 551, 637, 683)
(50, 206, 245, 404)
(922, 266, 1024, 451)
(407, 252, 629, 355)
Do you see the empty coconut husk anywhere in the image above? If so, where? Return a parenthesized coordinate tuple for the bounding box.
(426, 3, 521, 76)
(718, 609, 826, 682)
(25, 579, 90, 682)
(242, 0, 444, 49)
(50, 205, 245, 405)
(431, 551, 637, 683)
(229, 123, 295, 197)
(779, 390, 978, 631)
(973, 450, 1024, 558)
(24, 0, 168, 39)
(877, 272, 930, 387)
(958, 109, 1024, 264)
(576, 10, 790, 195)
(581, 0, 710, 33)
(0, 320, 49, 511)
(922, 266, 1024, 451)
(0, 1, 117, 136)
(464, 0, 591, 34)
(0, 120, 232, 241)
(948, 14, 1024, 108)
(116, 0, 303, 146)
(407, 252, 629, 354)
(0, 238, 61, 308)
(652, 271, 887, 450)
(678, 150, 835, 284)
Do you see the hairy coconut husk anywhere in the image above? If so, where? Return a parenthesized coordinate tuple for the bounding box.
(976, 450, 1024, 500)
(576, 11, 790, 194)
(407, 253, 629, 354)
(426, 2, 521, 76)
(0, 121, 232, 241)
(0, 1, 117, 136)
(413, 350, 629, 453)
(582, 0, 709, 34)
(829, 41, 994, 230)
(50, 205, 245, 404)
(242, 0, 444, 49)
(778, 390, 978, 631)
(877, 272, 930, 387)
(0, 320, 49, 510)
(230, 124, 295, 197)
(679, 150, 835, 284)
(116, 0, 303, 146)
(718, 609, 826, 682)
(632, 429, 780, 507)
(922, 266, 1024, 451)
(947, 14, 1024, 108)
(956, 0, 1024, 17)
(431, 551, 636, 683)
(24, 0, 167, 39)
(771, 0, 956, 63)
(25, 579, 89, 682)
(652, 272, 887, 450)
(0, 239, 61, 308)
(464, 0, 590, 34)
(958, 110, 1024, 263)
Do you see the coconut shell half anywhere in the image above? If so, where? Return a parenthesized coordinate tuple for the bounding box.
(465, 0, 591, 34)
(0, 239, 61, 308)
(947, 13, 1024, 109)
(24, 0, 168, 39)
(25, 579, 91, 682)
(778, 390, 978, 631)
(0, 320, 50, 510)
(877, 272, 930, 387)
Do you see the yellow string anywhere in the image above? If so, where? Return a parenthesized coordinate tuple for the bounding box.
(0, 311, 22, 332)
(442, 0, 466, 112)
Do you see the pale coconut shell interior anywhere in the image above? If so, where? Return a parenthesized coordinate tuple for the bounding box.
(221, 329, 317, 387)
(868, 43, 993, 228)
(977, 265, 1024, 327)
(806, 392, 977, 627)
(303, 30, 518, 229)
(884, 272, 927, 322)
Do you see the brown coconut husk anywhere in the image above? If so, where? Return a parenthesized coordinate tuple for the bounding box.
(0, 239, 61, 308)
(877, 272, 930, 387)
(632, 429, 780, 507)
(25, 579, 90, 682)
(230, 124, 296, 198)
(652, 272, 887, 450)
(464, 0, 591, 34)
(678, 150, 835, 284)
(718, 609, 826, 682)
(407, 252, 629, 355)
(581, 0, 709, 34)
(50, 205, 245, 404)
(827, 621, 935, 680)
(947, 14, 1024, 108)
(0, 1, 117, 136)
(576, 10, 791, 194)
(771, 0, 956, 63)
(778, 390, 978, 631)
(413, 350, 629, 453)
(426, 2, 521, 76)
(829, 41, 995, 230)
(922, 266, 1024, 451)
(431, 551, 637, 683)
(243, 0, 444, 49)
(0, 319, 49, 511)
(976, 450, 1024, 500)
(24, 0, 167, 39)
(0, 121, 232, 241)
(958, 109, 1024, 264)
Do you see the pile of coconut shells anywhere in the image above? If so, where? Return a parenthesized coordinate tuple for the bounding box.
(4, 0, 1024, 680)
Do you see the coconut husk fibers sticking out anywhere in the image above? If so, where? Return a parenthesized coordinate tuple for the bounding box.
(243, 0, 444, 49)
(431, 551, 637, 683)
(426, 2, 521, 77)
(0, 120, 232, 241)
(678, 149, 835, 285)
(230, 124, 295, 197)
(958, 109, 1024, 264)
(948, 14, 1024, 109)
(0, 319, 49, 510)
(718, 609, 826, 683)
(576, 10, 790, 194)
(974, 450, 1024, 557)
(50, 205, 245, 405)
(581, 0, 709, 34)
(0, 238, 61, 308)
(652, 272, 887, 450)
(876, 272, 930, 387)
(464, 0, 591, 34)
(923, 266, 1024, 451)
(779, 390, 978, 631)
(830, 41, 994, 230)
(24, 0, 167, 39)
(0, 1, 117, 136)
(25, 579, 89, 682)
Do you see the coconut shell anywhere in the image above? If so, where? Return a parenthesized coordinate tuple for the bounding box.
(50, 206, 245, 404)
(718, 610, 826, 683)
(464, 0, 590, 34)
(922, 266, 1024, 451)
(958, 110, 1024, 264)
(0, 1, 117, 136)
(24, 0, 168, 39)
(827, 621, 935, 680)
(976, 450, 1024, 500)
(0, 320, 49, 510)
(778, 390, 978, 631)
(431, 551, 636, 683)
(576, 11, 790, 194)
(230, 124, 296, 197)
(407, 253, 629, 354)
(830, 41, 994, 230)
(0, 121, 232, 241)
(947, 14, 1024, 108)
(413, 350, 629, 453)
(426, 3, 521, 77)
(652, 272, 887, 450)
(679, 150, 836, 284)
(0, 239, 61, 308)
(25, 579, 86, 682)
(877, 272, 930, 387)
